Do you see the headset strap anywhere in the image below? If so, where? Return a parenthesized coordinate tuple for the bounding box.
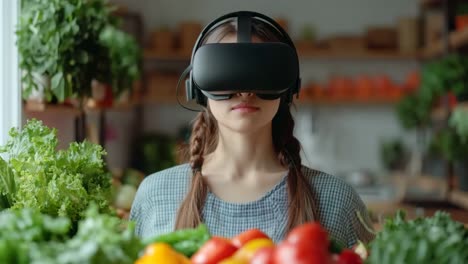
(237, 13, 252, 42)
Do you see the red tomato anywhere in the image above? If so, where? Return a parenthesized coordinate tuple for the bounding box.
(285, 222, 330, 251)
(231, 229, 270, 248)
(191, 236, 238, 264)
(273, 241, 330, 264)
(336, 249, 363, 264)
(250, 247, 275, 264)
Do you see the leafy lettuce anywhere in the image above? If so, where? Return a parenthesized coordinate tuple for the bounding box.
(0, 119, 112, 229)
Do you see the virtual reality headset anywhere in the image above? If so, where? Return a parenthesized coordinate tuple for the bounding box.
(181, 11, 301, 107)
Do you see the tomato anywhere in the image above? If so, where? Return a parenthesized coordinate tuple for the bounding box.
(285, 222, 329, 251)
(336, 249, 363, 264)
(273, 241, 330, 264)
(191, 236, 238, 264)
(250, 247, 275, 264)
(231, 229, 270, 248)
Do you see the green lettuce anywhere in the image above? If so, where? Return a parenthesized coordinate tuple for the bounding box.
(0, 119, 112, 229)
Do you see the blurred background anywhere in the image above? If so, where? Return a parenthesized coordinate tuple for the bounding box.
(16, 0, 468, 225)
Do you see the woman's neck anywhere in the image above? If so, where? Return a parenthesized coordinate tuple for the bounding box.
(203, 123, 286, 181)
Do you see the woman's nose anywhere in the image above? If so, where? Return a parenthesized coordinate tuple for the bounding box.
(237, 92, 254, 98)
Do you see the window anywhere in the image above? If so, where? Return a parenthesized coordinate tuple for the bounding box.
(0, 0, 20, 148)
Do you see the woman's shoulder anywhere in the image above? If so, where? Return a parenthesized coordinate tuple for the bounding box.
(132, 163, 191, 205)
(142, 163, 191, 187)
(300, 165, 365, 213)
(300, 165, 375, 247)
(300, 165, 356, 199)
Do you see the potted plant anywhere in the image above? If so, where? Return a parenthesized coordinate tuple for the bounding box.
(379, 138, 409, 172)
(98, 24, 141, 104)
(449, 105, 468, 191)
(420, 54, 468, 103)
(455, 2, 468, 32)
(16, 0, 117, 104)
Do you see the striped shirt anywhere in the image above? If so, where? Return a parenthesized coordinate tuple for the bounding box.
(130, 163, 375, 248)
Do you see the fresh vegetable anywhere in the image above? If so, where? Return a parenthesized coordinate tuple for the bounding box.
(143, 223, 211, 257)
(336, 249, 363, 264)
(329, 238, 346, 254)
(232, 238, 274, 261)
(273, 240, 331, 264)
(351, 241, 368, 260)
(114, 184, 138, 210)
(135, 243, 190, 264)
(0, 119, 112, 231)
(191, 236, 238, 264)
(271, 222, 333, 264)
(218, 258, 248, 264)
(366, 210, 468, 264)
(231, 228, 270, 248)
(0, 204, 142, 264)
(285, 222, 330, 251)
(250, 247, 275, 264)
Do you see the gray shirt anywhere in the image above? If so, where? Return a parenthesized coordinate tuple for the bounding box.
(130, 163, 375, 248)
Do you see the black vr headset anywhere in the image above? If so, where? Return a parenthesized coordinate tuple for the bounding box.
(180, 11, 301, 107)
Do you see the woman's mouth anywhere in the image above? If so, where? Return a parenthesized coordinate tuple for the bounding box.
(231, 103, 260, 113)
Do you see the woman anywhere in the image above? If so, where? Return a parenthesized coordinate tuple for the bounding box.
(130, 12, 375, 248)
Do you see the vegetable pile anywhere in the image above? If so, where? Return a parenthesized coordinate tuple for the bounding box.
(1, 120, 468, 264)
(366, 211, 468, 264)
(0, 205, 142, 264)
(137, 223, 362, 264)
(0, 119, 112, 230)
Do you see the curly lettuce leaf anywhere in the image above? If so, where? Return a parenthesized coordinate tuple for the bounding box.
(0, 119, 112, 227)
(0, 157, 16, 209)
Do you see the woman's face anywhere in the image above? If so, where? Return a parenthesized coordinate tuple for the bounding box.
(207, 34, 281, 134)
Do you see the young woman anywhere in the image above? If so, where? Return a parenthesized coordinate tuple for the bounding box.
(130, 12, 375, 248)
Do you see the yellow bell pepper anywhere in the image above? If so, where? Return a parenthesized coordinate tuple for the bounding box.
(218, 257, 249, 264)
(134, 243, 190, 264)
(233, 238, 275, 261)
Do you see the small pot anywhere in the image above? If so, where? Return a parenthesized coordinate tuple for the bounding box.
(454, 161, 468, 192)
(455, 15, 468, 32)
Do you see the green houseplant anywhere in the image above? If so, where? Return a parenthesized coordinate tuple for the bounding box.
(449, 106, 468, 191)
(98, 24, 141, 98)
(16, 0, 140, 104)
(379, 138, 409, 172)
(17, 0, 114, 102)
(420, 54, 468, 103)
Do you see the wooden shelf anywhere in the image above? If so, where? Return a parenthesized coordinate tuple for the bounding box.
(24, 101, 140, 116)
(24, 103, 83, 117)
(298, 49, 420, 60)
(140, 94, 400, 107)
(423, 29, 468, 58)
(142, 95, 180, 105)
(144, 49, 420, 62)
(297, 97, 400, 106)
(143, 50, 190, 62)
(449, 190, 468, 210)
(420, 0, 443, 9)
(85, 99, 141, 112)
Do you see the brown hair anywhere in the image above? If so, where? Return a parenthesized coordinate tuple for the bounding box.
(175, 20, 319, 232)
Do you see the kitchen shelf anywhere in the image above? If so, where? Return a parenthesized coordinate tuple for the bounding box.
(297, 97, 400, 106)
(142, 95, 180, 105)
(298, 49, 420, 60)
(449, 190, 468, 210)
(143, 50, 190, 62)
(144, 49, 421, 62)
(24, 100, 140, 116)
(419, 0, 443, 9)
(423, 28, 468, 58)
(24, 103, 83, 117)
